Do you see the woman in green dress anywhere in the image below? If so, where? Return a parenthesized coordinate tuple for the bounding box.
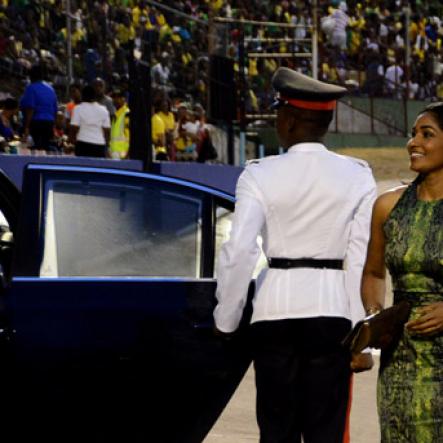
(361, 101, 443, 442)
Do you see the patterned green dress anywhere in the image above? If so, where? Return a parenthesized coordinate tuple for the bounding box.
(379, 177, 443, 442)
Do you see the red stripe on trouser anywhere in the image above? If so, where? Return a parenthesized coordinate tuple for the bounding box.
(342, 375, 353, 443)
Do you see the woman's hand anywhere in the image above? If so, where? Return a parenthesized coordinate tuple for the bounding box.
(350, 352, 374, 373)
(406, 302, 443, 336)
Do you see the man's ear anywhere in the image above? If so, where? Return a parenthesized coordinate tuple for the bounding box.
(286, 112, 297, 134)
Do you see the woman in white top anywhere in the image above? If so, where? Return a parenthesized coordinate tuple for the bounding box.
(69, 85, 111, 157)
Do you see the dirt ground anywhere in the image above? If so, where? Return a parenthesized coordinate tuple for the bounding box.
(334, 147, 415, 182)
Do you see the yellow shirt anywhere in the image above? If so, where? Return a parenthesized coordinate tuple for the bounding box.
(409, 21, 419, 41)
(182, 52, 192, 65)
(152, 114, 165, 145)
(157, 111, 175, 132)
(249, 59, 258, 77)
(156, 13, 166, 27)
(264, 58, 277, 74)
(116, 23, 135, 44)
(210, 0, 223, 11)
(114, 104, 130, 142)
(132, 6, 141, 25)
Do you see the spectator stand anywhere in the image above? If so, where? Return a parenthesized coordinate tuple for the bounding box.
(211, 15, 314, 164)
(2, 0, 443, 164)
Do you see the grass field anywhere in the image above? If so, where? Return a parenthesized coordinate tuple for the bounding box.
(334, 147, 415, 182)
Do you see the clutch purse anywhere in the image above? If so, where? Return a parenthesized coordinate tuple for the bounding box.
(342, 301, 411, 354)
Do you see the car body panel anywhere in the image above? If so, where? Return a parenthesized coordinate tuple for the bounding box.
(0, 165, 253, 443)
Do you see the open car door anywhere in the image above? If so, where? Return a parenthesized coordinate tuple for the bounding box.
(0, 164, 253, 443)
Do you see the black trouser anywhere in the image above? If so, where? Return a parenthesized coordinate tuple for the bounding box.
(75, 140, 107, 158)
(30, 120, 54, 150)
(251, 317, 352, 443)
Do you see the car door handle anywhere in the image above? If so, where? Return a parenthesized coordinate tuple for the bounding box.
(192, 321, 213, 330)
(0, 325, 15, 343)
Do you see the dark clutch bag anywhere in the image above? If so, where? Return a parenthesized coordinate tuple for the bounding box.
(342, 301, 411, 354)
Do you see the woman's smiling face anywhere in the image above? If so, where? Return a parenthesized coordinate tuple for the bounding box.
(407, 111, 443, 174)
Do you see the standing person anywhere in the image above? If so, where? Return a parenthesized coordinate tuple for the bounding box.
(20, 64, 58, 153)
(110, 89, 130, 159)
(155, 98, 175, 159)
(213, 67, 377, 443)
(69, 85, 110, 158)
(65, 83, 82, 125)
(361, 102, 443, 442)
(151, 106, 167, 161)
(93, 77, 116, 121)
(330, 2, 349, 51)
(384, 57, 404, 98)
(151, 52, 171, 91)
(192, 103, 217, 163)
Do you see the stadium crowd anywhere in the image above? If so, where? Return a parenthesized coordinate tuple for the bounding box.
(0, 0, 442, 156)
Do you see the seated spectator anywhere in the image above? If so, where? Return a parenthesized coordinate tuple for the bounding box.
(0, 97, 19, 142)
(403, 74, 420, 100)
(50, 110, 69, 154)
(175, 108, 197, 161)
(193, 104, 217, 163)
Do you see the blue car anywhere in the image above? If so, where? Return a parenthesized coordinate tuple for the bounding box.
(0, 164, 253, 443)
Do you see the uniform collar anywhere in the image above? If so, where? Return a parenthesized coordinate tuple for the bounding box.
(287, 142, 327, 153)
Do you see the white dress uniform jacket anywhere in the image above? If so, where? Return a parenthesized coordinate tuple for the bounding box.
(214, 142, 377, 333)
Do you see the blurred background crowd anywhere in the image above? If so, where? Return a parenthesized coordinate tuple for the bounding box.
(0, 0, 442, 157)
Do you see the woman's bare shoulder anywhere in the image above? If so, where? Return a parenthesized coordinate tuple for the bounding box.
(374, 185, 408, 218)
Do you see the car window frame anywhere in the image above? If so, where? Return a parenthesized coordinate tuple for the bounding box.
(12, 165, 235, 279)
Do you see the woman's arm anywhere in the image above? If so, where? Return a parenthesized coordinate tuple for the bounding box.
(68, 125, 79, 145)
(350, 189, 403, 373)
(21, 108, 34, 142)
(103, 127, 110, 147)
(361, 189, 403, 314)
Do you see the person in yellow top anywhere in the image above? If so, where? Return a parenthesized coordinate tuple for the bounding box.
(151, 110, 167, 160)
(110, 90, 130, 159)
(116, 14, 135, 46)
(132, 2, 148, 26)
(210, 0, 224, 12)
(155, 98, 175, 158)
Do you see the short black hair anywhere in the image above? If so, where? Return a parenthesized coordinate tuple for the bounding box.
(289, 106, 334, 135)
(111, 88, 125, 98)
(82, 85, 96, 102)
(2, 97, 18, 110)
(30, 64, 44, 82)
(69, 82, 82, 91)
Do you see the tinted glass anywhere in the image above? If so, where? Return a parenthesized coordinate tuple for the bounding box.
(40, 178, 203, 277)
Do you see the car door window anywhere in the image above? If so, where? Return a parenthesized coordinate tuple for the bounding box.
(214, 204, 266, 278)
(39, 177, 203, 277)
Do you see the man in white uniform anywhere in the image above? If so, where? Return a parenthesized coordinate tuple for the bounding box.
(214, 67, 377, 443)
